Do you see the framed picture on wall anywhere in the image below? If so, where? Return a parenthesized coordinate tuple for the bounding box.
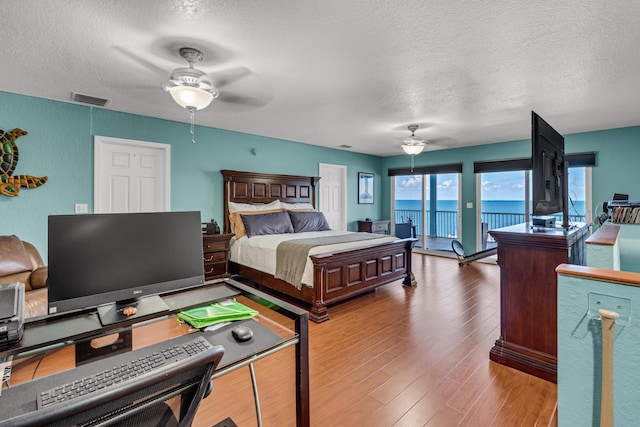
(358, 172, 374, 204)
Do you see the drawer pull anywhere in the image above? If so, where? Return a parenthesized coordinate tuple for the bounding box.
(204, 255, 214, 262)
(205, 268, 215, 274)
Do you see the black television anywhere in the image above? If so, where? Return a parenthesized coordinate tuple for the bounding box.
(531, 111, 569, 228)
(48, 211, 204, 325)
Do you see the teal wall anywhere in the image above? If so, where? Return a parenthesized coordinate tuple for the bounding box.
(0, 91, 383, 257)
(616, 224, 640, 272)
(558, 270, 640, 426)
(381, 126, 640, 250)
(4, 88, 640, 257)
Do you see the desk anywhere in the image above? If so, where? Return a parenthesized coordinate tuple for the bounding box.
(0, 279, 309, 426)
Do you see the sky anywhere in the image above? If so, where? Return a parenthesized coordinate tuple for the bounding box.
(394, 168, 586, 201)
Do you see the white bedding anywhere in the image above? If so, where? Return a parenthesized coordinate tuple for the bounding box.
(229, 230, 398, 287)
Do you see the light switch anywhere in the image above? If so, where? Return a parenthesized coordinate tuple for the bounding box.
(466, 202, 473, 209)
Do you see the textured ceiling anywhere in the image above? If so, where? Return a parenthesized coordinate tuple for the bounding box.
(3, 1, 640, 156)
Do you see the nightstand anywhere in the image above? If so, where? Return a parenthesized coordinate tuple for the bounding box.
(357, 219, 390, 235)
(202, 233, 233, 280)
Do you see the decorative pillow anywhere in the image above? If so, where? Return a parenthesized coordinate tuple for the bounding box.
(228, 199, 281, 214)
(241, 211, 294, 237)
(229, 208, 284, 238)
(288, 211, 331, 233)
(279, 201, 315, 211)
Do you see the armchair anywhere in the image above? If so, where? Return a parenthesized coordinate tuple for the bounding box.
(0, 235, 48, 317)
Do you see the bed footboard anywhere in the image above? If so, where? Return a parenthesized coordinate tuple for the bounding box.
(309, 238, 417, 322)
(229, 238, 416, 323)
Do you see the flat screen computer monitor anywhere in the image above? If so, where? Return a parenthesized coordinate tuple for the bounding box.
(48, 211, 204, 325)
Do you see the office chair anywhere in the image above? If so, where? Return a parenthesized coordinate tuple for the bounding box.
(451, 240, 497, 266)
(6, 345, 224, 427)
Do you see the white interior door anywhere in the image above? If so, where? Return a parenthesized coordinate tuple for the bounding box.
(94, 136, 170, 213)
(319, 163, 347, 231)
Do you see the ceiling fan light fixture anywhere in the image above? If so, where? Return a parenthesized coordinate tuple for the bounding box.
(166, 85, 214, 110)
(162, 47, 219, 110)
(162, 47, 221, 143)
(401, 124, 426, 155)
(401, 143, 425, 155)
(400, 124, 426, 172)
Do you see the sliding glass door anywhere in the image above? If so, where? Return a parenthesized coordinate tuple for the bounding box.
(481, 170, 528, 225)
(479, 170, 528, 249)
(478, 166, 589, 250)
(393, 173, 460, 252)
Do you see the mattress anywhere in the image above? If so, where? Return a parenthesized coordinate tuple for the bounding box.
(229, 230, 398, 287)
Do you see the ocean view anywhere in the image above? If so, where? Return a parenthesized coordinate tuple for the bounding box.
(394, 199, 586, 238)
(395, 199, 585, 214)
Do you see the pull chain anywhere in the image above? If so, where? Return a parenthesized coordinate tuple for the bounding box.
(189, 106, 196, 143)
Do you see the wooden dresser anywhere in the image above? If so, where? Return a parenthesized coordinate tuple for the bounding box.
(202, 233, 233, 281)
(357, 219, 389, 235)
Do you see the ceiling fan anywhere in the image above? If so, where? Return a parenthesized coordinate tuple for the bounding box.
(401, 124, 426, 155)
(112, 44, 272, 142)
(113, 43, 271, 112)
(397, 124, 457, 171)
(396, 124, 456, 154)
(161, 47, 220, 142)
(162, 47, 219, 111)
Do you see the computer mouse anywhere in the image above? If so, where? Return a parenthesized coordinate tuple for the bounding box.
(231, 325, 253, 342)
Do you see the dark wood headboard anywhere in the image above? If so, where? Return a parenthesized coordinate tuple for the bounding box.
(220, 170, 321, 234)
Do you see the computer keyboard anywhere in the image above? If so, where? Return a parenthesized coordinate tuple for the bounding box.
(36, 333, 216, 409)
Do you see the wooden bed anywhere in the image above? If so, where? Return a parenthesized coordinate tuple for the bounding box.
(221, 170, 417, 323)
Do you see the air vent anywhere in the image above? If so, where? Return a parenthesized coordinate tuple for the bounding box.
(71, 92, 110, 107)
(339, 144, 352, 149)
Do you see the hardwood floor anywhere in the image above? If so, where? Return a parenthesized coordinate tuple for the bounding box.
(195, 254, 558, 426)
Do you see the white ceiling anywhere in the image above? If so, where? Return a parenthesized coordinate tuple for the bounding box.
(3, 1, 640, 156)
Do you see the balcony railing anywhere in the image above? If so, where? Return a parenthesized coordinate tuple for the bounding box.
(481, 211, 585, 231)
(394, 209, 586, 239)
(481, 211, 526, 230)
(394, 209, 457, 238)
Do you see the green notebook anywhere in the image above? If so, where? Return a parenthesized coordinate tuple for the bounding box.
(177, 299, 258, 329)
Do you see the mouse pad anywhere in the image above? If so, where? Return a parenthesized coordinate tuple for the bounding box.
(203, 319, 287, 369)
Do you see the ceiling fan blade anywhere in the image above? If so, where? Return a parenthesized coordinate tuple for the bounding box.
(404, 136, 426, 144)
(429, 137, 458, 147)
(217, 92, 269, 108)
(112, 46, 167, 77)
(210, 66, 252, 88)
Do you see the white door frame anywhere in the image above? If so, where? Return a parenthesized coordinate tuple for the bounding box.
(94, 135, 171, 213)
